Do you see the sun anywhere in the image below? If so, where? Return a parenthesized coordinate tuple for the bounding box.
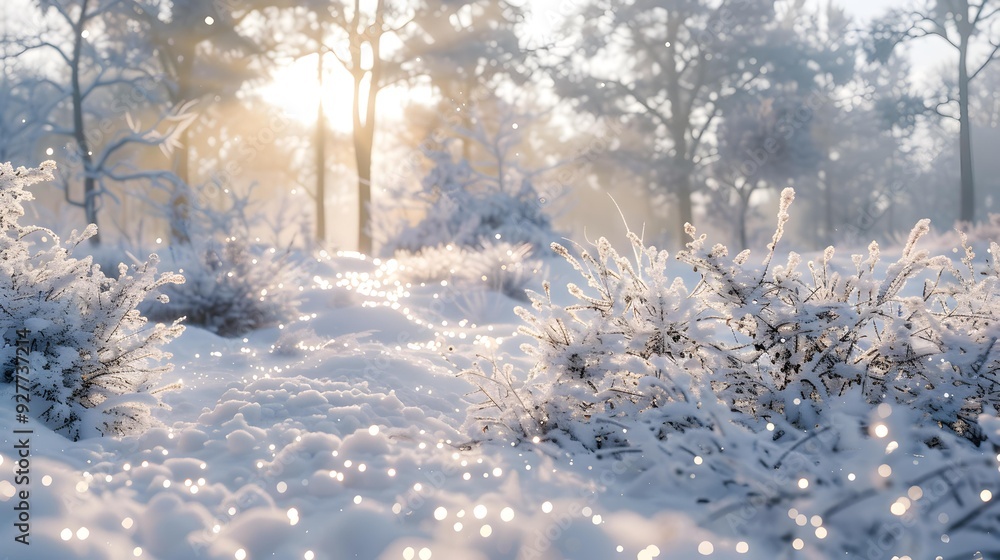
(258, 53, 436, 135)
(258, 53, 355, 132)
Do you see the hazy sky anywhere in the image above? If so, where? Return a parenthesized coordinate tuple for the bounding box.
(836, 0, 905, 20)
(832, 0, 953, 85)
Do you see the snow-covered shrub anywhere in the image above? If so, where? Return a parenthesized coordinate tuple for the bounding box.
(624, 399, 1000, 558)
(143, 238, 303, 337)
(140, 180, 306, 337)
(675, 191, 1000, 443)
(462, 230, 710, 446)
(0, 162, 184, 440)
(393, 242, 542, 300)
(385, 148, 558, 255)
(471, 188, 996, 445)
(461, 187, 1000, 556)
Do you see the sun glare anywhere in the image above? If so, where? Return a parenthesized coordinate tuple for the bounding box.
(520, 2, 564, 47)
(259, 53, 354, 132)
(259, 53, 435, 133)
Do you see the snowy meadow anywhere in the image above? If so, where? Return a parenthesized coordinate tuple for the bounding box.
(1, 161, 999, 560)
(5, 0, 1000, 559)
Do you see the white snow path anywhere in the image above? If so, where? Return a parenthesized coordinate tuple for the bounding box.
(0, 255, 750, 560)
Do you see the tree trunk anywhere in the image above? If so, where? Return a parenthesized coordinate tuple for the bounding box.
(958, 26, 975, 223)
(352, 72, 374, 255)
(170, 51, 194, 244)
(677, 171, 693, 240)
(354, 109, 373, 255)
(71, 0, 100, 245)
(823, 170, 833, 245)
(886, 138, 896, 235)
(353, 5, 382, 256)
(661, 17, 694, 241)
(315, 43, 327, 245)
(737, 189, 749, 251)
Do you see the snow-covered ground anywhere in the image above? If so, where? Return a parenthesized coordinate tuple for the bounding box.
(1, 245, 997, 560)
(0, 252, 742, 560)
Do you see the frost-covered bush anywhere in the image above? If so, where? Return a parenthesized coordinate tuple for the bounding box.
(393, 242, 542, 301)
(621, 400, 1000, 558)
(676, 191, 1000, 442)
(140, 181, 306, 337)
(0, 162, 184, 440)
(468, 188, 998, 444)
(461, 187, 1000, 556)
(143, 238, 303, 337)
(462, 232, 708, 446)
(385, 148, 558, 255)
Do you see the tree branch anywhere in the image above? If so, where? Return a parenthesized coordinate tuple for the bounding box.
(970, 40, 1000, 81)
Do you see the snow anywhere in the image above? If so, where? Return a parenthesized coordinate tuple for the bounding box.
(1, 247, 997, 560)
(0, 250, 747, 560)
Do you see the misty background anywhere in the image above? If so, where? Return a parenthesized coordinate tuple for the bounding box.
(1, 0, 997, 258)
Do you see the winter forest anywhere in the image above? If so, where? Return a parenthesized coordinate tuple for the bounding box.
(2, 0, 1000, 558)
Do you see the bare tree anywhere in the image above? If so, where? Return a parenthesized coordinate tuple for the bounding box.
(0, 53, 48, 164)
(8, 0, 193, 244)
(280, 0, 521, 253)
(550, 0, 851, 241)
(870, 0, 1000, 223)
(132, 0, 260, 243)
(712, 96, 821, 250)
